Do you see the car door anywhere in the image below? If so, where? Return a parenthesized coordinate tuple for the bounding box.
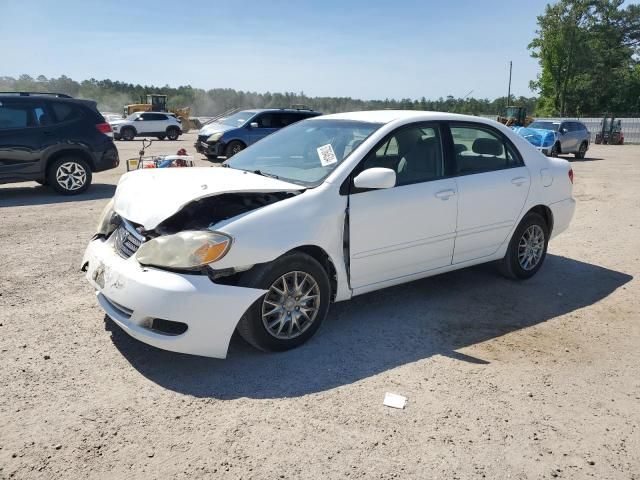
(0, 98, 49, 181)
(135, 113, 156, 134)
(248, 112, 279, 143)
(558, 122, 576, 152)
(449, 122, 530, 263)
(348, 123, 458, 289)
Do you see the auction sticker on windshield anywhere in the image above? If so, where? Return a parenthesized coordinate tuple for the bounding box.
(317, 144, 338, 166)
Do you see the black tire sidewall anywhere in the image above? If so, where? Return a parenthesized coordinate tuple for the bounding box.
(167, 127, 180, 140)
(225, 141, 244, 158)
(47, 157, 92, 195)
(122, 128, 135, 141)
(575, 142, 587, 159)
(238, 253, 331, 352)
(504, 212, 549, 280)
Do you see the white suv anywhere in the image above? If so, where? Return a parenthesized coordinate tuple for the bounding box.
(111, 112, 182, 141)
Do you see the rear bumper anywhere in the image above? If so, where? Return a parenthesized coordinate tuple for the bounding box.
(93, 142, 120, 172)
(81, 237, 266, 358)
(549, 197, 576, 239)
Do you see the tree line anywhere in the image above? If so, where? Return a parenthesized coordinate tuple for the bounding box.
(529, 0, 640, 116)
(0, 74, 536, 118)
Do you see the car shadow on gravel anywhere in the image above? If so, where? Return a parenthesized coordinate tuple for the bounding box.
(0, 183, 116, 207)
(104, 254, 632, 399)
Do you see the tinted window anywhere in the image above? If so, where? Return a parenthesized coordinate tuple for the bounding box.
(255, 113, 276, 128)
(362, 125, 443, 186)
(141, 113, 166, 121)
(0, 102, 48, 129)
(51, 102, 83, 123)
(451, 125, 522, 174)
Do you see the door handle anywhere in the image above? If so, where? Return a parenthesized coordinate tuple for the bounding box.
(511, 177, 527, 186)
(435, 189, 456, 200)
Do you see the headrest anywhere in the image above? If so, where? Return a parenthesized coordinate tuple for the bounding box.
(472, 138, 503, 156)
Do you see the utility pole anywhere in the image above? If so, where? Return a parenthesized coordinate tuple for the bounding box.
(507, 61, 512, 108)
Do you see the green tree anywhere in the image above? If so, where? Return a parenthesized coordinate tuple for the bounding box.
(530, 0, 640, 116)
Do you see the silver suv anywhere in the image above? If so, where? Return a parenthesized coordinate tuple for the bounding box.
(528, 120, 590, 159)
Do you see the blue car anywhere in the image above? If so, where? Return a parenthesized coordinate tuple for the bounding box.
(195, 108, 322, 159)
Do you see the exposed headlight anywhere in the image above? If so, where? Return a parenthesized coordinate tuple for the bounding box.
(135, 231, 232, 269)
(96, 198, 119, 236)
(207, 132, 224, 142)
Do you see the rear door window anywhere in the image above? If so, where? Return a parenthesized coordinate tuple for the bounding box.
(0, 102, 48, 129)
(450, 124, 523, 175)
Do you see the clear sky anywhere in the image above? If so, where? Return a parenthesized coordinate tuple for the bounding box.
(1, 0, 556, 100)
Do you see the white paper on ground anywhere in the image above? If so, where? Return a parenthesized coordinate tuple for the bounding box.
(383, 392, 407, 409)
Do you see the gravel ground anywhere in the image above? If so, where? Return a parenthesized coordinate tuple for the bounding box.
(1, 136, 638, 479)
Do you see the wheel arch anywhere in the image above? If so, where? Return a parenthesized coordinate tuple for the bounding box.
(527, 204, 554, 235)
(45, 148, 96, 175)
(283, 245, 338, 301)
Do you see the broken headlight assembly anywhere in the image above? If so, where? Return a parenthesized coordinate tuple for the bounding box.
(135, 231, 232, 270)
(96, 198, 120, 236)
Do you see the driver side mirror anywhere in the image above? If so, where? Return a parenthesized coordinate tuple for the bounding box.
(135, 117, 143, 121)
(353, 168, 396, 190)
(559, 127, 567, 134)
(249, 122, 259, 129)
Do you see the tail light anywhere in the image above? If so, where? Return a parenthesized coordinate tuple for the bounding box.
(568, 168, 574, 184)
(96, 122, 113, 137)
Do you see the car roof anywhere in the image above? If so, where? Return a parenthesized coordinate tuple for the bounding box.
(311, 110, 501, 125)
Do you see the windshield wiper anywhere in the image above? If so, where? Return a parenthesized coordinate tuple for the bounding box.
(252, 169, 279, 180)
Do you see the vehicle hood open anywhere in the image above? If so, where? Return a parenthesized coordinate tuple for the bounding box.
(114, 167, 304, 230)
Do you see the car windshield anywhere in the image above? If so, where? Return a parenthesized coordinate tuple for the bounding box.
(529, 121, 559, 132)
(225, 119, 382, 187)
(219, 111, 257, 127)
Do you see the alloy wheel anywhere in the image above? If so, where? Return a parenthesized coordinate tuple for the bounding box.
(55, 161, 87, 191)
(261, 271, 321, 340)
(517, 224, 545, 271)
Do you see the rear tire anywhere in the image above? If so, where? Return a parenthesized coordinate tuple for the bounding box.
(236, 252, 331, 352)
(166, 127, 180, 141)
(574, 142, 587, 159)
(47, 156, 92, 195)
(121, 127, 135, 141)
(499, 212, 549, 280)
(225, 140, 245, 158)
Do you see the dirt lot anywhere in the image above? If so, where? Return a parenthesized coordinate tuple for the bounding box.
(1, 136, 639, 479)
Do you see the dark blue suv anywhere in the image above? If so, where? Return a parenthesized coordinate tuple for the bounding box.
(195, 108, 321, 159)
(0, 92, 119, 194)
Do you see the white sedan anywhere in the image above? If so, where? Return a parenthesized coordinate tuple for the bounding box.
(82, 111, 575, 358)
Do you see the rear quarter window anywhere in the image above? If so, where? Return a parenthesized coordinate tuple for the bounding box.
(51, 102, 84, 123)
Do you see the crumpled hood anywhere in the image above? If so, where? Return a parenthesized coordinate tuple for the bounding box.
(199, 122, 235, 136)
(114, 167, 304, 230)
(512, 127, 557, 148)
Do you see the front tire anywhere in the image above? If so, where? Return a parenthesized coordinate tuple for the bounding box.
(236, 252, 331, 352)
(47, 157, 92, 195)
(499, 212, 549, 280)
(574, 142, 587, 159)
(550, 142, 560, 157)
(225, 140, 245, 158)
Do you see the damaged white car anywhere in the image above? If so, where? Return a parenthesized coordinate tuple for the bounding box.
(82, 111, 575, 358)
